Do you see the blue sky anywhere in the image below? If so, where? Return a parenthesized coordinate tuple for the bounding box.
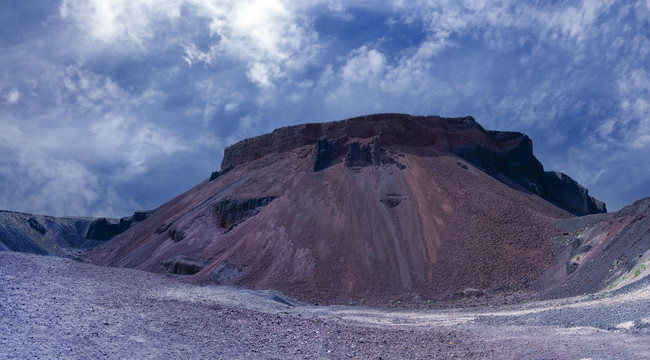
(1, 0, 649, 217)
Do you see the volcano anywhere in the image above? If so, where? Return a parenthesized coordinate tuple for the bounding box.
(87, 114, 606, 304)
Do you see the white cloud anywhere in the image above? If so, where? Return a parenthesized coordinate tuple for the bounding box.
(341, 46, 387, 85)
(537, 0, 615, 45)
(326, 0, 353, 20)
(616, 68, 650, 149)
(197, 0, 322, 88)
(59, 0, 183, 47)
(182, 43, 220, 66)
(322, 38, 453, 115)
(0, 123, 136, 217)
(62, 0, 322, 88)
(88, 114, 190, 180)
(58, 66, 138, 112)
(4, 88, 21, 105)
(393, 0, 617, 55)
(247, 62, 281, 89)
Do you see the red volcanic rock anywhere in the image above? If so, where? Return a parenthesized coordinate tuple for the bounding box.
(87, 114, 605, 304)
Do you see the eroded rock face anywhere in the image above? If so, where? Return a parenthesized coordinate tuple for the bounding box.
(168, 228, 185, 242)
(215, 197, 276, 231)
(313, 137, 346, 171)
(220, 114, 604, 215)
(315, 135, 405, 171)
(380, 194, 404, 208)
(162, 255, 210, 275)
(345, 141, 373, 167)
(85, 218, 120, 241)
(27, 218, 46, 235)
(454, 135, 606, 215)
(161, 256, 241, 282)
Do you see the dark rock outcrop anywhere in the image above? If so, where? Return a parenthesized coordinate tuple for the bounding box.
(27, 218, 46, 234)
(315, 135, 404, 171)
(86, 210, 153, 241)
(161, 255, 210, 275)
(161, 256, 240, 281)
(345, 141, 373, 167)
(168, 228, 185, 242)
(85, 218, 121, 241)
(209, 165, 233, 181)
(454, 133, 606, 215)
(215, 197, 276, 231)
(313, 137, 346, 171)
(380, 194, 404, 208)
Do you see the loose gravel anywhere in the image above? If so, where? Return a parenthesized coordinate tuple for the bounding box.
(1, 252, 648, 359)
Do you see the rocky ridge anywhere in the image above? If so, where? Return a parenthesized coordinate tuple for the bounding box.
(0, 210, 152, 258)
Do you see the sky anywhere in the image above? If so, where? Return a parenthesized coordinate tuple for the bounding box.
(0, 0, 649, 217)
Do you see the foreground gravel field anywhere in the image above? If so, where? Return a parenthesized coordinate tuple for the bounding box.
(1, 252, 649, 359)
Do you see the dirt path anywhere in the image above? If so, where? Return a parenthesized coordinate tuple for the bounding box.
(1, 252, 648, 359)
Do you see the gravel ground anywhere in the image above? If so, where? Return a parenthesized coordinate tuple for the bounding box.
(1, 252, 648, 359)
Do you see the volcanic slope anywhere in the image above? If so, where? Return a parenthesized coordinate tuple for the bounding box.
(88, 114, 603, 304)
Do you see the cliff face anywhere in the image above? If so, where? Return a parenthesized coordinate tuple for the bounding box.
(87, 113, 606, 305)
(222, 114, 605, 216)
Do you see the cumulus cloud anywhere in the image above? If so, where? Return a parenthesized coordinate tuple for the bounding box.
(194, 0, 321, 88)
(62, 0, 321, 88)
